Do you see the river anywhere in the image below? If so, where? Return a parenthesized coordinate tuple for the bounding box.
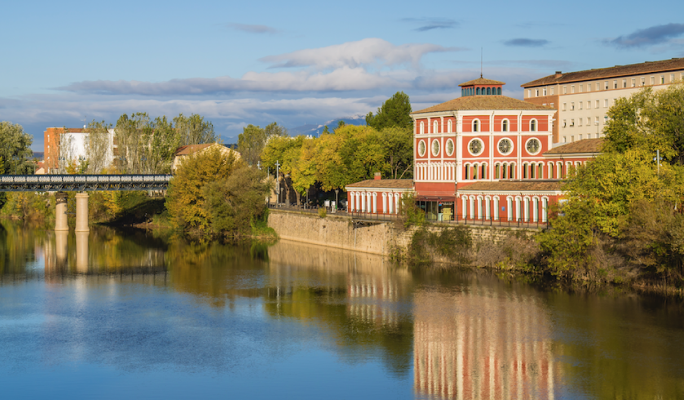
(0, 222, 683, 399)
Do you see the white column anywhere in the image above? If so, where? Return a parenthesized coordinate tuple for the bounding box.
(382, 193, 387, 214)
(542, 198, 548, 222)
(395, 194, 400, 214)
(533, 198, 539, 222)
(462, 197, 468, 219)
(361, 193, 366, 212)
(372, 193, 377, 214)
(485, 198, 491, 220)
(493, 198, 499, 220)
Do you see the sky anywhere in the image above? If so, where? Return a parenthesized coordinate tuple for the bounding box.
(1, 0, 683, 151)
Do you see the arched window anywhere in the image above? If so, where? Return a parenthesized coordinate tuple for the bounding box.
(509, 163, 515, 179)
(472, 163, 479, 179)
(502, 119, 509, 132)
(523, 163, 528, 179)
(502, 163, 507, 179)
(530, 163, 535, 179)
(549, 163, 555, 179)
(497, 87, 501, 95)
(464, 164, 470, 180)
(538, 164, 543, 179)
(487, 87, 491, 95)
(530, 119, 537, 132)
(433, 120, 438, 133)
(447, 120, 452, 132)
(495, 164, 500, 179)
(473, 119, 480, 132)
(476, 87, 480, 95)
(481, 163, 487, 180)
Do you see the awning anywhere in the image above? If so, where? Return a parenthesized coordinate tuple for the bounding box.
(416, 196, 456, 202)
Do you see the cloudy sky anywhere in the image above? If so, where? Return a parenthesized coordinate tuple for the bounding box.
(2, 0, 683, 151)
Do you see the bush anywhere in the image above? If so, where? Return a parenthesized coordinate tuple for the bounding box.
(318, 207, 327, 218)
(405, 226, 472, 267)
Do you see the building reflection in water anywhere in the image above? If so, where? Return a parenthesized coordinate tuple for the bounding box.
(413, 288, 559, 400)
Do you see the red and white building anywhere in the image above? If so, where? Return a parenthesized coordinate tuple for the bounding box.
(346, 77, 601, 223)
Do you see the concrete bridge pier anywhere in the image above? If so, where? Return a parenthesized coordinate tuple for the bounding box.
(55, 192, 69, 231)
(75, 192, 89, 233)
(76, 232, 89, 273)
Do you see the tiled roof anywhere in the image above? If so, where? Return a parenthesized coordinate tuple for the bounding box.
(413, 96, 553, 114)
(346, 179, 414, 189)
(458, 77, 505, 86)
(458, 181, 562, 192)
(174, 144, 213, 156)
(522, 58, 684, 87)
(544, 138, 603, 154)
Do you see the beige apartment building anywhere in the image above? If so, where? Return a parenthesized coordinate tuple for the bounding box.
(522, 58, 684, 144)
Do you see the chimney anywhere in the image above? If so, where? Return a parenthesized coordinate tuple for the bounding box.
(374, 172, 381, 180)
(555, 71, 562, 78)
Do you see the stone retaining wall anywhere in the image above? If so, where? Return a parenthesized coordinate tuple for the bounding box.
(268, 209, 536, 256)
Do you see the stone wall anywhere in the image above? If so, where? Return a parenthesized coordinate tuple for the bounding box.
(268, 209, 537, 257)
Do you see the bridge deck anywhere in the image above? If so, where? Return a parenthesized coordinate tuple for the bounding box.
(0, 174, 172, 192)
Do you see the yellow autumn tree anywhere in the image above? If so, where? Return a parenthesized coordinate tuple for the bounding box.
(166, 145, 242, 235)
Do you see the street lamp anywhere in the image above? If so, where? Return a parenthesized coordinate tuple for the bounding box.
(335, 189, 339, 213)
(275, 160, 280, 206)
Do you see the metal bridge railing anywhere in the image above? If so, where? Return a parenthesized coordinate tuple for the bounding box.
(0, 174, 173, 192)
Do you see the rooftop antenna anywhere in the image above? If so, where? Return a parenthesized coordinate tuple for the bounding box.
(480, 47, 483, 78)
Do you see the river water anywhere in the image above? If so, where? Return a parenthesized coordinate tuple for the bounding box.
(0, 222, 683, 399)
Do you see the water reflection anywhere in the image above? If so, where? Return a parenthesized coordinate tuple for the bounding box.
(1, 221, 684, 399)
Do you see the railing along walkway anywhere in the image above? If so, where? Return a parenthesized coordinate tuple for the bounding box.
(0, 174, 173, 192)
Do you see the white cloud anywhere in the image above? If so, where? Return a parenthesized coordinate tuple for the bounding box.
(260, 38, 460, 69)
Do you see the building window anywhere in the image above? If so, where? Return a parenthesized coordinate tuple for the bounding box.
(595, 100, 600, 108)
(418, 140, 426, 156)
(641, 77, 646, 86)
(570, 118, 575, 127)
(420, 122, 424, 134)
(530, 119, 537, 131)
(632, 78, 636, 87)
(613, 80, 617, 89)
(571, 135, 574, 142)
(563, 136, 567, 143)
(497, 87, 501, 95)
(587, 117, 591, 125)
(579, 118, 583, 126)
(562, 103, 567, 111)
(671, 74, 675, 83)
(586, 83, 591, 92)
(431, 139, 440, 156)
(563, 86, 567, 94)
(468, 139, 484, 156)
(543, 88, 547, 96)
(473, 119, 480, 132)
(571, 102, 575, 111)
(579, 84, 583, 92)
(526, 138, 541, 155)
(447, 120, 452, 132)
(622, 79, 627, 88)
(661, 75, 665, 84)
(498, 138, 513, 155)
(604, 99, 609, 108)
(502, 119, 509, 132)
(596, 82, 600, 91)
(476, 88, 481, 95)
(571, 85, 575, 93)
(604, 116, 609, 124)
(579, 101, 583, 110)
(579, 134, 583, 140)
(535, 89, 539, 96)
(651, 76, 655, 85)
(433, 120, 438, 133)
(550, 103, 555, 107)
(604, 81, 609, 90)
(563, 119, 567, 128)
(595, 116, 599, 125)
(527, 89, 531, 98)
(551, 87, 555, 95)
(446, 139, 454, 156)
(587, 101, 591, 110)
(487, 87, 491, 95)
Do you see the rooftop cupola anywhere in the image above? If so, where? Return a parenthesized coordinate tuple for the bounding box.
(459, 76, 505, 97)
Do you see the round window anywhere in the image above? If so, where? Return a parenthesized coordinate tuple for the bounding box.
(468, 139, 483, 156)
(498, 138, 513, 155)
(526, 138, 541, 154)
(446, 139, 454, 156)
(418, 140, 426, 156)
(431, 139, 440, 156)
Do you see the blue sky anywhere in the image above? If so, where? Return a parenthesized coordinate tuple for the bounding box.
(1, 0, 683, 151)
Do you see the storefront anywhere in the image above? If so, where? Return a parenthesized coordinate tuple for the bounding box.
(416, 196, 455, 222)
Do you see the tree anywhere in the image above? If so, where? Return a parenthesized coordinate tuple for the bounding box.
(174, 113, 216, 145)
(239, 122, 288, 166)
(57, 128, 76, 174)
(365, 92, 413, 131)
(115, 113, 150, 174)
(85, 120, 113, 174)
(261, 135, 303, 204)
(203, 166, 271, 237)
(0, 122, 34, 175)
(380, 126, 413, 179)
(166, 145, 242, 235)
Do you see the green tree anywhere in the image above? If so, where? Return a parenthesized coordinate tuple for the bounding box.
(261, 135, 304, 204)
(239, 122, 287, 167)
(0, 122, 34, 175)
(365, 91, 413, 131)
(166, 145, 242, 236)
(85, 120, 113, 174)
(115, 113, 150, 173)
(380, 126, 413, 179)
(174, 113, 216, 145)
(203, 166, 271, 238)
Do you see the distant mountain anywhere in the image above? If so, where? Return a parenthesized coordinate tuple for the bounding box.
(289, 115, 366, 137)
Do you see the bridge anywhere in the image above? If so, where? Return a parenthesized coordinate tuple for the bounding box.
(0, 174, 173, 233)
(0, 174, 172, 192)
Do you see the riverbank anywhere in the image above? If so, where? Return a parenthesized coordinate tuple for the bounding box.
(267, 208, 684, 297)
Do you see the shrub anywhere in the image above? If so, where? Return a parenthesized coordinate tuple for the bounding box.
(318, 207, 327, 218)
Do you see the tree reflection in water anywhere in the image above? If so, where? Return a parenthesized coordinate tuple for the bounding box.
(1, 221, 684, 399)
